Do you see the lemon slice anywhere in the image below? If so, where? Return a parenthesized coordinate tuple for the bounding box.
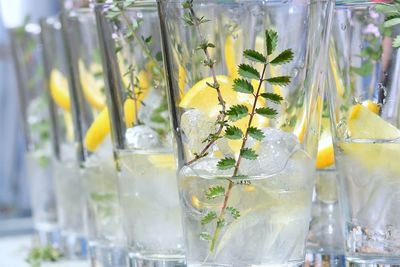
(49, 69, 71, 111)
(224, 32, 242, 79)
(178, 64, 186, 97)
(147, 154, 175, 170)
(79, 60, 106, 111)
(64, 111, 74, 142)
(180, 76, 268, 153)
(340, 104, 400, 173)
(316, 118, 334, 169)
(85, 107, 111, 152)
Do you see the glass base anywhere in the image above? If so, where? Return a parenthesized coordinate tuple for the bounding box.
(33, 225, 60, 248)
(89, 242, 127, 267)
(128, 252, 186, 267)
(61, 231, 88, 260)
(305, 252, 345, 267)
(346, 254, 400, 266)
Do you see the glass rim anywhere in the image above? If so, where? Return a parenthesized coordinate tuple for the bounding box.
(155, 0, 332, 5)
(94, 0, 157, 9)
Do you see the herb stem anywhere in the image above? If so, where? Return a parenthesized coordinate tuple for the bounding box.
(209, 63, 268, 252)
(129, 71, 140, 124)
(185, 6, 226, 166)
(120, 10, 163, 75)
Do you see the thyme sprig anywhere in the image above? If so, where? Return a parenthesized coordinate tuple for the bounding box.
(182, 1, 293, 252)
(183, 0, 227, 165)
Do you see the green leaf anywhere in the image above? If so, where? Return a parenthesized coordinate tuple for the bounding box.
(394, 35, 400, 48)
(384, 18, 400, 28)
(248, 127, 264, 141)
(226, 206, 240, 219)
(266, 29, 278, 56)
(216, 219, 226, 228)
(240, 148, 258, 160)
(205, 185, 226, 199)
(200, 232, 212, 241)
(351, 62, 373, 76)
(201, 211, 217, 225)
(243, 49, 266, 63)
(270, 49, 294, 65)
(265, 76, 291, 86)
(217, 157, 236, 170)
(260, 92, 284, 104)
(255, 107, 278, 118)
(233, 78, 254, 94)
(238, 64, 260, 80)
(225, 126, 243, 140)
(226, 104, 248, 121)
(376, 4, 400, 15)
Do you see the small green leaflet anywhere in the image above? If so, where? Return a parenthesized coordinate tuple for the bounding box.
(238, 64, 260, 80)
(233, 78, 253, 94)
(226, 104, 248, 121)
(240, 148, 257, 160)
(265, 76, 291, 86)
(255, 107, 278, 118)
(394, 35, 400, 48)
(201, 211, 217, 225)
(200, 232, 212, 241)
(260, 92, 283, 104)
(384, 18, 400, 28)
(266, 29, 278, 56)
(248, 126, 264, 141)
(205, 186, 225, 199)
(225, 126, 243, 140)
(216, 219, 226, 228)
(270, 49, 294, 65)
(217, 157, 236, 170)
(375, 4, 400, 15)
(243, 49, 266, 63)
(226, 206, 240, 219)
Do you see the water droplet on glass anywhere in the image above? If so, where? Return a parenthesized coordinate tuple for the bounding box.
(340, 24, 347, 31)
(352, 97, 362, 105)
(384, 71, 389, 77)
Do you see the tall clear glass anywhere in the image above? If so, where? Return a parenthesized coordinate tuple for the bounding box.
(61, 6, 126, 267)
(95, 1, 184, 266)
(327, 1, 400, 265)
(10, 23, 59, 248)
(158, 0, 333, 266)
(40, 15, 88, 260)
(305, 103, 344, 265)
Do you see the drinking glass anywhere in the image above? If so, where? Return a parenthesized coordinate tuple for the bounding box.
(305, 103, 345, 266)
(327, 1, 400, 265)
(95, 1, 184, 266)
(158, 0, 333, 265)
(61, 6, 126, 267)
(40, 15, 88, 260)
(10, 23, 59, 247)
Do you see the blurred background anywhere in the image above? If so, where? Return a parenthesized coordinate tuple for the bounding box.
(0, 0, 60, 235)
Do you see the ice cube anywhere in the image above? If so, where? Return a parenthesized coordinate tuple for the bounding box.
(125, 125, 161, 149)
(241, 128, 301, 176)
(180, 109, 217, 155)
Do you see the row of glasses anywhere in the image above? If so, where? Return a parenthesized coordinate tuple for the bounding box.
(12, 0, 400, 266)
(10, 23, 59, 248)
(40, 15, 88, 260)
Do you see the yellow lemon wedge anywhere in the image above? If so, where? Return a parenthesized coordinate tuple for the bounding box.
(64, 111, 74, 142)
(85, 89, 150, 152)
(316, 118, 334, 169)
(329, 48, 345, 98)
(178, 64, 186, 97)
(79, 60, 106, 111)
(49, 69, 71, 111)
(340, 104, 400, 174)
(362, 99, 380, 115)
(85, 107, 110, 152)
(147, 154, 175, 170)
(224, 34, 241, 79)
(180, 75, 268, 153)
